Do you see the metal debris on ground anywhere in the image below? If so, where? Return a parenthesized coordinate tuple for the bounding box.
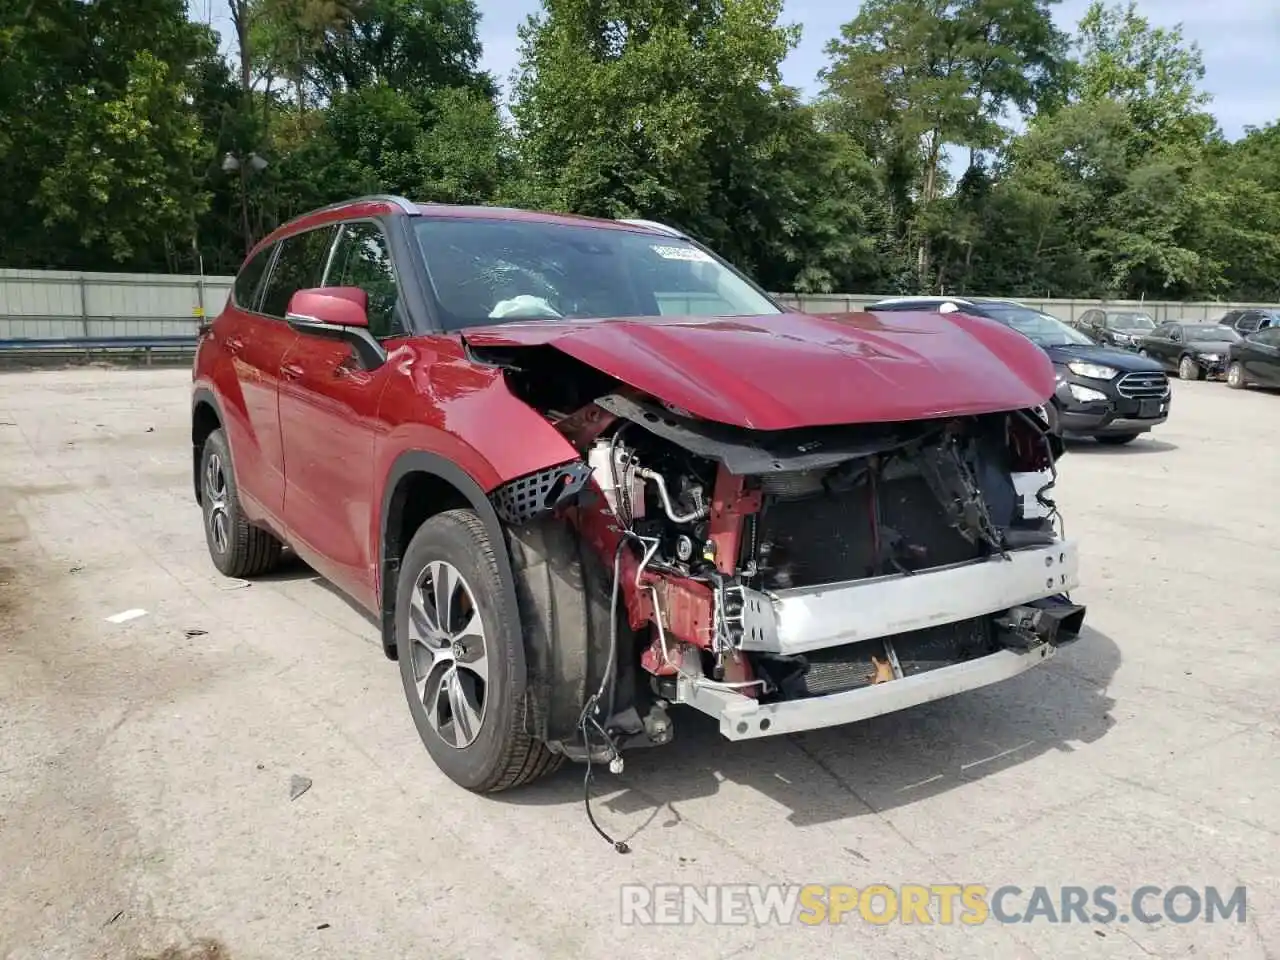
(289, 774, 312, 800)
(184, 628, 208, 637)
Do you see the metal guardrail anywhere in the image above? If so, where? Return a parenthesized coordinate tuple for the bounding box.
(0, 335, 197, 366)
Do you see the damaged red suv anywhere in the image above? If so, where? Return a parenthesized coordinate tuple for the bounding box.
(192, 195, 1086, 795)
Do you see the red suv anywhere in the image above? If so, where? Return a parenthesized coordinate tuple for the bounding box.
(192, 195, 1086, 795)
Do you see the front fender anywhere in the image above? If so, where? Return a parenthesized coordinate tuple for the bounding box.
(372, 338, 588, 662)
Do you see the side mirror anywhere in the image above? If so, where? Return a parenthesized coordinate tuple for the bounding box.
(285, 287, 387, 369)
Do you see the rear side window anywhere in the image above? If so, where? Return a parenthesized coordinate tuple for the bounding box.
(1237, 312, 1263, 333)
(233, 244, 275, 311)
(325, 221, 404, 339)
(259, 226, 338, 319)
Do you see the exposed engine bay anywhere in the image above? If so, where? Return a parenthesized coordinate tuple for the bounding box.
(476, 342, 1085, 788)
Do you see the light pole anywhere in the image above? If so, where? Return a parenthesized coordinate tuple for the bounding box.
(222, 151, 268, 254)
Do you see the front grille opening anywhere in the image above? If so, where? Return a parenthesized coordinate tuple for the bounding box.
(753, 475, 985, 590)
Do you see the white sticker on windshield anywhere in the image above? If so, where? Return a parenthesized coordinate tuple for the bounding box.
(651, 244, 712, 262)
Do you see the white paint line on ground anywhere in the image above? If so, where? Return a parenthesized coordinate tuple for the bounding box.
(105, 608, 148, 624)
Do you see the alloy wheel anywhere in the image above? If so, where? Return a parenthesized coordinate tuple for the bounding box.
(1228, 362, 1243, 388)
(407, 560, 490, 749)
(1179, 356, 1197, 380)
(203, 452, 230, 555)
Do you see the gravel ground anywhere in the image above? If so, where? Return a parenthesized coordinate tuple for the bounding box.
(1, 367, 1278, 960)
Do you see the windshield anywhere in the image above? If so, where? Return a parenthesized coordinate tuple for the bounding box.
(979, 305, 1097, 347)
(413, 217, 781, 330)
(1105, 312, 1155, 330)
(1186, 326, 1239, 342)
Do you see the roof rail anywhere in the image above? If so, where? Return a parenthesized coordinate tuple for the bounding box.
(317, 194, 419, 216)
(616, 217, 688, 239)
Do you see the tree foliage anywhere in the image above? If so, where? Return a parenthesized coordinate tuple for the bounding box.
(0, 0, 1276, 302)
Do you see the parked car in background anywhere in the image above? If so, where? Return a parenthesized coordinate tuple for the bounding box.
(1136, 321, 1242, 380)
(1076, 307, 1158, 349)
(868, 296, 1170, 445)
(1226, 327, 1280, 389)
(1217, 308, 1280, 336)
(190, 199, 1085, 795)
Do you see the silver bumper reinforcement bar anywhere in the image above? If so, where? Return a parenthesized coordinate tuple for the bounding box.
(680, 644, 1060, 741)
(733, 540, 1080, 656)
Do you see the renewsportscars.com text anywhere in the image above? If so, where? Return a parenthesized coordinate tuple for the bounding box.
(619, 884, 1247, 926)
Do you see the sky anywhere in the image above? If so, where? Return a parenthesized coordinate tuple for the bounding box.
(198, 0, 1280, 140)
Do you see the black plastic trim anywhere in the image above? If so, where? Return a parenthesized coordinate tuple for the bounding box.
(378, 451, 523, 683)
(286, 313, 389, 369)
(382, 212, 444, 335)
(190, 386, 225, 504)
(490, 461, 592, 525)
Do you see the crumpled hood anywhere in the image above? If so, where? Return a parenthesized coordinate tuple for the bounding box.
(461, 310, 1055, 431)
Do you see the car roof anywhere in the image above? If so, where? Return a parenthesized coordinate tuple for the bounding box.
(248, 195, 689, 258)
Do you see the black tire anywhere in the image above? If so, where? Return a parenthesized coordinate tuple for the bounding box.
(199, 428, 283, 578)
(396, 509, 561, 793)
(1043, 400, 1062, 437)
(1178, 355, 1203, 381)
(1227, 361, 1247, 390)
(1096, 434, 1139, 446)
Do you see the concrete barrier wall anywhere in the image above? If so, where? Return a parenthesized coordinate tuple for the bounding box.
(2, 268, 1275, 339)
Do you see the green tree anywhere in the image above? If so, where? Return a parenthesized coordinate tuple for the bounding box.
(310, 0, 493, 99)
(510, 0, 875, 289)
(820, 0, 1069, 288)
(984, 1, 1226, 299)
(0, 0, 214, 270)
(1074, 0, 1216, 153)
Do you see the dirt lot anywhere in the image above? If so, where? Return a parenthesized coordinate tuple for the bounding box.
(1, 367, 1278, 960)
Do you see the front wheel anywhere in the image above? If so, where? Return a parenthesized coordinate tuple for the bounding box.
(396, 509, 561, 793)
(1178, 355, 1203, 381)
(1096, 434, 1140, 446)
(199, 428, 283, 578)
(1227, 361, 1247, 390)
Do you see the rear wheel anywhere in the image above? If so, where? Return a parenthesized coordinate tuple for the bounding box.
(199, 428, 283, 578)
(396, 509, 561, 792)
(1227, 361, 1247, 390)
(1096, 434, 1139, 446)
(1178, 355, 1203, 381)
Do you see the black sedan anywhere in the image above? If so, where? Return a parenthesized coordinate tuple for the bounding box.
(1135, 321, 1242, 380)
(867, 296, 1171, 445)
(1075, 307, 1158, 350)
(1226, 327, 1280, 390)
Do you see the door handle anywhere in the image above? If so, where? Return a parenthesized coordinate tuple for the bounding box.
(224, 336, 245, 354)
(281, 362, 304, 380)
